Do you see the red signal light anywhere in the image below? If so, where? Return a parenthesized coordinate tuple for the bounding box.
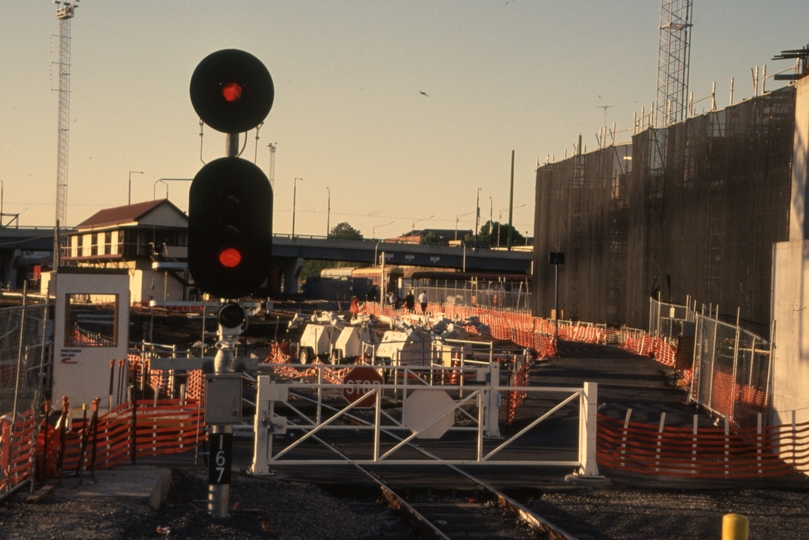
(222, 82, 242, 102)
(219, 247, 242, 268)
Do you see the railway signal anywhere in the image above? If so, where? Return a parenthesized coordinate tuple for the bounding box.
(189, 49, 274, 134)
(188, 49, 274, 299)
(189, 157, 273, 299)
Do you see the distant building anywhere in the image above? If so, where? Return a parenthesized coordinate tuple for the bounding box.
(394, 228, 472, 245)
(57, 199, 190, 305)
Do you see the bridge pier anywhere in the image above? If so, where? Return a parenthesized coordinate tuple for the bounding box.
(279, 257, 303, 295)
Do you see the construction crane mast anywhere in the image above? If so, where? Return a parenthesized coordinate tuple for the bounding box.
(655, 0, 693, 127)
(53, 0, 78, 230)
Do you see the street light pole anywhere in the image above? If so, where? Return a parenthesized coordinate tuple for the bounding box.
(497, 204, 526, 248)
(373, 221, 393, 240)
(475, 188, 482, 237)
(129, 171, 144, 205)
(326, 186, 331, 238)
(411, 215, 434, 233)
(293, 178, 302, 237)
(455, 210, 475, 241)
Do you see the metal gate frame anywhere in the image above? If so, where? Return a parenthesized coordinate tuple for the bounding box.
(250, 363, 599, 478)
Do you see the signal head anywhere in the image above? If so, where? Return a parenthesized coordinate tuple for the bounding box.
(190, 49, 274, 134)
(188, 157, 273, 299)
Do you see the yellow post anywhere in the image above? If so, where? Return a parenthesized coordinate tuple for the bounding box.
(722, 514, 748, 540)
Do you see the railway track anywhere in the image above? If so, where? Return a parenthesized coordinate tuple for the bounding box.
(316, 434, 576, 540)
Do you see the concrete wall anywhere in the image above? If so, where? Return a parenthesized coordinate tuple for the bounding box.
(772, 76, 809, 426)
(791, 77, 809, 241)
(771, 240, 809, 425)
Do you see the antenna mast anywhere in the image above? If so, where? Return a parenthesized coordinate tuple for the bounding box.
(53, 0, 78, 229)
(655, 0, 693, 127)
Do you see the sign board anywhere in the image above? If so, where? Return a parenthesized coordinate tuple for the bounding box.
(402, 389, 455, 439)
(549, 251, 565, 265)
(209, 432, 233, 485)
(342, 366, 383, 408)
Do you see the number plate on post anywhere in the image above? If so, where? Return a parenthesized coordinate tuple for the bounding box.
(209, 432, 233, 485)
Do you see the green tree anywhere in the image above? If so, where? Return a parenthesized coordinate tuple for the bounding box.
(420, 231, 439, 245)
(328, 222, 363, 240)
(467, 220, 524, 248)
(299, 222, 363, 281)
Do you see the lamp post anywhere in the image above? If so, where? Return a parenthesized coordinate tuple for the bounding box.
(488, 196, 493, 230)
(411, 215, 434, 234)
(326, 187, 331, 238)
(455, 210, 475, 241)
(153, 178, 193, 202)
(293, 178, 302, 237)
(153, 179, 169, 201)
(475, 188, 482, 237)
(128, 171, 144, 205)
(373, 221, 393, 240)
(497, 204, 526, 248)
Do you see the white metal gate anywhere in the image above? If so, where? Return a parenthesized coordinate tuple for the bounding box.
(250, 362, 599, 478)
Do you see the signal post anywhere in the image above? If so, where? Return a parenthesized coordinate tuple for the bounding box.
(187, 49, 275, 517)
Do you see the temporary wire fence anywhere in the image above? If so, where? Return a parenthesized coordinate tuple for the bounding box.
(411, 280, 532, 311)
(642, 296, 772, 429)
(0, 303, 48, 497)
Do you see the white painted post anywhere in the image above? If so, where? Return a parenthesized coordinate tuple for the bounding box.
(484, 362, 501, 438)
(316, 367, 323, 425)
(620, 408, 632, 467)
(655, 412, 666, 472)
(373, 388, 382, 461)
(757, 413, 763, 475)
(251, 376, 270, 475)
(477, 390, 485, 461)
(724, 416, 730, 476)
(691, 415, 698, 474)
(579, 382, 599, 477)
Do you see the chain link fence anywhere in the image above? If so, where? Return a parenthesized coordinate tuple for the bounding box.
(409, 279, 532, 311)
(0, 303, 49, 496)
(648, 296, 771, 428)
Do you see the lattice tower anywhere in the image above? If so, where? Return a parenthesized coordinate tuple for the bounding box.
(655, 0, 693, 127)
(54, 1, 77, 228)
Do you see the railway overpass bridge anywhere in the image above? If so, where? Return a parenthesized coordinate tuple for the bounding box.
(2, 226, 533, 293)
(270, 235, 533, 292)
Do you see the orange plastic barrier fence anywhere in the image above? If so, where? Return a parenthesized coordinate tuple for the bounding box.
(0, 409, 36, 493)
(37, 399, 206, 480)
(597, 413, 809, 478)
(506, 359, 530, 427)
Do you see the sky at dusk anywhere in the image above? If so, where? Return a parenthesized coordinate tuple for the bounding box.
(1, 1, 806, 239)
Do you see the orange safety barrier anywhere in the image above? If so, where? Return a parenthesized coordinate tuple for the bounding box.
(506, 358, 530, 427)
(40, 398, 206, 479)
(597, 413, 809, 478)
(0, 409, 37, 492)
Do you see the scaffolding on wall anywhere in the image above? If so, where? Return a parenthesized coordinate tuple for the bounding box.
(534, 86, 795, 337)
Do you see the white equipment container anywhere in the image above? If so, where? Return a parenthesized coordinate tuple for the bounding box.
(375, 328, 433, 366)
(333, 323, 379, 363)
